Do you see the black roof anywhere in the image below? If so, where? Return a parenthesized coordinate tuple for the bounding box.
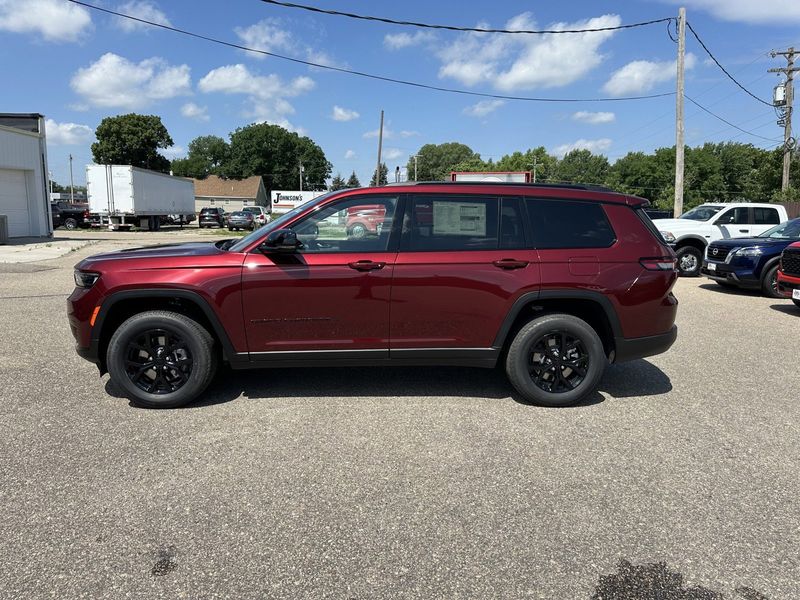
(384, 181, 616, 193)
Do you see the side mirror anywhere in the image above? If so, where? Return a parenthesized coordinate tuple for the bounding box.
(261, 228, 301, 253)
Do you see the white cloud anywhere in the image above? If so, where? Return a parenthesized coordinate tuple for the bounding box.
(384, 30, 435, 50)
(0, 0, 92, 42)
(603, 53, 696, 96)
(198, 63, 314, 132)
(400, 130, 420, 138)
(234, 18, 293, 59)
(667, 0, 800, 24)
(115, 1, 171, 32)
(384, 148, 404, 160)
(344, 149, 356, 159)
(438, 12, 621, 91)
(71, 53, 191, 109)
(463, 99, 505, 117)
(45, 119, 93, 145)
(331, 105, 359, 122)
(158, 145, 186, 160)
(553, 138, 612, 157)
(572, 111, 615, 124)
(181, 102, 209, 121)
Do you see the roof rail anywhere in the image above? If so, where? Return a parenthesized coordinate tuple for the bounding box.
(382, 181, 617, 193)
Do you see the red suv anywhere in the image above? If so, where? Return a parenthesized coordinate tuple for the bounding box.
(68, 183, 678, 409)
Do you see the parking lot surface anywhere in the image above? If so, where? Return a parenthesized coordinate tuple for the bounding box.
(1, 229, 798, 599)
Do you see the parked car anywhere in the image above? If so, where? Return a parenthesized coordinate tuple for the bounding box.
(51, 201, 91, 230)
(700, 217, 800, 297)
(777, 241, 800, 308)
(227, 211, 255, 231)
(653, 203, 788, 277)
(164, 214, 196, 226)
(198, 207, 227, 228)
(346, 204, 386, 238)
(68, 182, 678, 409)
(241, 206, 270, 227)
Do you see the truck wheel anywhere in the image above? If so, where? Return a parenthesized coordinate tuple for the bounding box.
(64, 217, 77, 230)
(760, 264, 782, 298)
(106, 311, 217, 409)
(349, 223, 368, 239)
(505, 313, 606, 407)
(676, 247, 702, 277)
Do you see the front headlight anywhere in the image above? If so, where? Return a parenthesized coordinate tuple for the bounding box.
(74, 270, 100, 288)
(734, 247, 763, 257)
(661, 231, 676, 243)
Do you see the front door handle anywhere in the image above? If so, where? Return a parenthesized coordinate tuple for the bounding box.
(738, 229, 749, 233)
(348, 260, 386, 271)
(492, 258, 529, 270)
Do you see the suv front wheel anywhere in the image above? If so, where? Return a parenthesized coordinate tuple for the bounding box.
(106, 311, 216, 408)
(505, 314, 606, 407)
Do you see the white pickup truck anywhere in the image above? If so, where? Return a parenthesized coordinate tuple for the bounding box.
(653, 203, 788, 276)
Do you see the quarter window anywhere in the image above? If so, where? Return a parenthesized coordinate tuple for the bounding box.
(526, 199, 615, 249)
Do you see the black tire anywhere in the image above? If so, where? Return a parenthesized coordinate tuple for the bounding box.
(349, 223, 368, 239)
(228, 227, 234, 231)
(676, 246, 702, 277)
(505, 313, 606, 407)
(761, 264, 782, 298)
(106, 311, 216, 409)
(64, 217, 78, 230)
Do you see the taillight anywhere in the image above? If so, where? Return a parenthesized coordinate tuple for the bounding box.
(83, 209, 90, 218)
(640, 257, 677, 271)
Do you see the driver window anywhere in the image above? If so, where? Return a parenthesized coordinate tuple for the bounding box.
(716, 207, 749, 225)
(293, 196, 399, 253)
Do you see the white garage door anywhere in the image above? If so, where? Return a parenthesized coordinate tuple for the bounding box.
(0, 169, 30, 237)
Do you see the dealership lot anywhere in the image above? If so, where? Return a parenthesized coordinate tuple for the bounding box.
(1, 230, 798, 599)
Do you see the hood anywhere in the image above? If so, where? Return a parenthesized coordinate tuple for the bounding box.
(708, 237, 797, 249)
(79, 241, 228, 264)
(651, 218, 708, 232)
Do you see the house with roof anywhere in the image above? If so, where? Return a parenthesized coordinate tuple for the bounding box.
(192, 175, 269, 214)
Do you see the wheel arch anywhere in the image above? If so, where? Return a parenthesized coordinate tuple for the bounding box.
(674, 236, 707, 252)
(92, 289, 241, 374)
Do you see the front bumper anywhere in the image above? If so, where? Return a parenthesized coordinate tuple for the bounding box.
(700, 260, 759, 288)
(613, 325, 678, 363)
(777, 271, 800, 298)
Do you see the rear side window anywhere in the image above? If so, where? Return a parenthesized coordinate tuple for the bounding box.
(716, 207, 749, 225)
(526, 199, 616, 249)
(754, 207, 780, 225)
(402, 195, 499, 251)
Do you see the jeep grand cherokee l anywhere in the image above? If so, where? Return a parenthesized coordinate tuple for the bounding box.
(68, 182, 678, 409)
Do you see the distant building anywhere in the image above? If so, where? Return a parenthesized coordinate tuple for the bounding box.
(0, 113, 52, 238)
(192, 175, 269, 213)
(50, 192, 87, 204)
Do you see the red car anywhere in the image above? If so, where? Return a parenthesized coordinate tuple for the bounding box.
(68, 182, 678, 409)
(777, 241, 800, 308)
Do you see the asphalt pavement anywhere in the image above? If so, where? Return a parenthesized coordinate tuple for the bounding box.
(0, 229, 797, 599)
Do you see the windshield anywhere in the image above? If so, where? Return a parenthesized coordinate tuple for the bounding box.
(757, 218, 800, 239)
(228, 191, 338, 252)
(679, 205, 723, 221)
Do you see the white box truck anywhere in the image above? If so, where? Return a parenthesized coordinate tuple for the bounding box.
(87, 165, 195, 230)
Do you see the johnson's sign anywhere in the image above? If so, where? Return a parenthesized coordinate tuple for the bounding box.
(270, 190, 326, 214)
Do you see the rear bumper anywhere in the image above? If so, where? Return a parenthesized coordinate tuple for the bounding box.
(613, 325, 677, 363)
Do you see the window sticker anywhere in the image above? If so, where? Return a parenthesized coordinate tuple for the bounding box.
(432, 201, 486, 236)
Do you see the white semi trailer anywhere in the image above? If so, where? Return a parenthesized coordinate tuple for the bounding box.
(87, 164, 195, 230)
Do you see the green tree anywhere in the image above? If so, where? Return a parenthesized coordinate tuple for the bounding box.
(329, 173, 347, 191)
(370, 162, 388, 186)
(554, 149, 610, 185)
(346, 171, 361, 188)
(91, 113, 173, 173)
(406, 142, 480, 181)
(172, 135, 230, 179)
(225, 123, 331, 190)
(495, 147, 557, 183)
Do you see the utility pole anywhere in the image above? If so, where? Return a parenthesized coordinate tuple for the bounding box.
(673, 7, 686, 218)
(411, 154, 418, 181)
(69, 154, 75, 204)
(299, 160, 303, 191)
(531, 157, 538, 183)
(770, 47, 798, 192)
(375, 110, 384, 186)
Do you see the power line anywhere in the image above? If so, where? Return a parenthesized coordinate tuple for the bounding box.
(67, 0, 674, 103)
(259, 0, 673, 35)
(684, 95, 783, 141)
(686, 21, 773, 107)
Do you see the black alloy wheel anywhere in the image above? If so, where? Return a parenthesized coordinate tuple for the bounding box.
(125, 329, 193, 395)
(527, 331, 589, 393)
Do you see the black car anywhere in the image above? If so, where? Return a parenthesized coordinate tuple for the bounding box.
(701, 217, 800, 297)
(198, 207, 226, 228)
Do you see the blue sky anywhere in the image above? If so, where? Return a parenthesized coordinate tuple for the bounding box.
(2, 0, 799, 186)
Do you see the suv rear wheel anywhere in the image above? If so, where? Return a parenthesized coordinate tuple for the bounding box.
(106, 310, 216, 409)
(676, 246, 702, 277)
(505, 313, 606, 407)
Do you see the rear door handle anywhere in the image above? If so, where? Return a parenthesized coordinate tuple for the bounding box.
(738, 229, 749, 233)
(348, 260, 386, 271)
(492, 258, 529, 270)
